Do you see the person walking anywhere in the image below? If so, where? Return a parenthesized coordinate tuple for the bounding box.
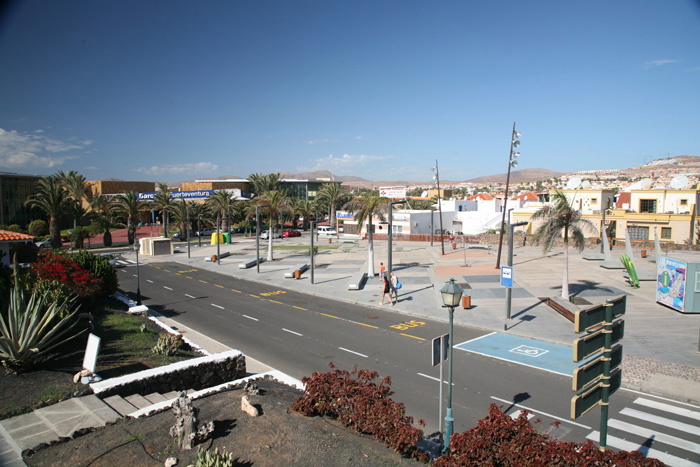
(390, 272, 399, 302)
(379, 262, 385, 279)
(380, 275, 394, 306)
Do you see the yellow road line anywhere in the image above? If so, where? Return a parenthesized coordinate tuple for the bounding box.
(355, 322, 379, 329)
(269, 300, 283, 305)
(199, 280, 208, 284)
(294, 306, 308, 311)
(320, 313, 338, 318)
(214, 284, 224, 288)
(250, 294, 260, 298)
(400, 333, 425, 341)
(231, 289, 241, 293)
(186, 276, 193, 280)
(164, 269, 171, 273)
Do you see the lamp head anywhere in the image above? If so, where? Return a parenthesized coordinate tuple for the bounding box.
(134, 240, 140, 252)
(514, 131, 522, 139)
(512, 152, 520, 159)
(512, 140, 520, 149)
(440, 278, 463, 308)
(511, 160, 518, 168)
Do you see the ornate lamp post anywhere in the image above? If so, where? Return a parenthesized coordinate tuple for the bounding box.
(134, 240, 142, 306)
(495, 123, 522, 268)
(440, 278, 463, 452)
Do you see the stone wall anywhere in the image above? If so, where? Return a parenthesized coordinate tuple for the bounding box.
(92, 352, 246, 398)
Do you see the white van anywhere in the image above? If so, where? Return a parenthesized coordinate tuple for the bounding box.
(317, 226, 337, 236)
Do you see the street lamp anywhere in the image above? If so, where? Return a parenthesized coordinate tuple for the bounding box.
(198, 214, 202, 248)
(496, 123, 522, 269)
(134, 240, 142, 306)
(430, 160, 445, 256)
(387, 201, 403, 274)
(255, 204, 271, 274)
(186, 203, 191, 259)
(440, 278, 463, 452)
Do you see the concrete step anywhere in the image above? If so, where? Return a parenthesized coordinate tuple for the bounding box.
(143, 392, 168, 404)
(162, 391, 179, 400)
(124, 394, 152, 410)
(102, 395, 138, 417)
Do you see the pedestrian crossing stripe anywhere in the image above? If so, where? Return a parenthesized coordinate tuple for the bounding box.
(586, 432, 698, 467)
(114, 259, 136, 266)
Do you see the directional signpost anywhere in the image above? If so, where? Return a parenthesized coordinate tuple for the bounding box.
(571, 295, 626, 451)
(432, 334, 449, 439)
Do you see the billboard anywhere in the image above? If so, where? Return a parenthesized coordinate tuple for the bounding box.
(656, 256, 686, 312)
(379, 186, 407, 199)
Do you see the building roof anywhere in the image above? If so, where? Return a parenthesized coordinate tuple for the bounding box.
(0, 230, 35, 242)
(512, 191, 539, 201)
(616, 192, 631, 208)
(467, 193, 495, 201)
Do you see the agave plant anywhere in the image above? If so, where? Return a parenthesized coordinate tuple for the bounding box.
(0, 274, 86, 372)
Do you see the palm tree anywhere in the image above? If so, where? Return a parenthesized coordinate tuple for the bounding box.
(206, 190, 235, 232)
(114, 191, 145, 245)
(317, 183, 344, 230)
(151, 183, 173, 238)
(24, 175, 70, 248)
(248, 172, 282, 196)
(343, 191, 390, 278)
(169, 200, 198, 238)
(251, 190, 293, 261)
(58, 170, 93, 230)
(90, 195, 123, 247)
(292, 199, 315, 231)
(530, 190, 596, 300)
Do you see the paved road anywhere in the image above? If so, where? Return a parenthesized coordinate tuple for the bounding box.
(118, 261, 700, 465)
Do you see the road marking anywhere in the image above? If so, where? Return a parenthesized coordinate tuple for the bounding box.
(186, 276, 193, 280)
(490, 396, 591, 429)
(164, 269, 170, 273)
(621, 408, 700, 436)
(607, 418, 700, 453)
(211, 304, 224, 309)
(510, 410, 536, 420)
(282, 328, 302, 336)
(622, 389, 700, 408)
(250, 294, 260, 298)
(242, 315, 258, 321)
(132, 274, 137, 277)
(163, 286, 173, 290)
(354, 321, 379, 329)
(269, 300, 283, 305)
(231, 289, 241, 293)
(339, 347, 368, 358)
(401, 333, 425, 341)
(146, 280, 153, 283)
(199, 280, 208, 284)
(586, 432, 696, 467)
(185, 294, 195, 299)
(634, 397, 700, 421)
(293, 306, 307, 311)
(321, 313, 338, 318)
(214, 284, 224, 288)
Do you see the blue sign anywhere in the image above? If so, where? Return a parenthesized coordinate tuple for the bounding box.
(500, 266, 513, 288)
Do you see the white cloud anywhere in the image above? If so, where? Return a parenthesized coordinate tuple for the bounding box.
(0, 128, 85, 168)
(132, 162, 219, 176)
(307, 139, 339, 145)
(355, 136, 364, 140)
(298, 153, 396, 172)
(644, 59, 680, 68)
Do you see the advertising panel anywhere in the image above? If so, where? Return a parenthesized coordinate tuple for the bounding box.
(379, 186, 407, 199)
(656, 256, 686, 312)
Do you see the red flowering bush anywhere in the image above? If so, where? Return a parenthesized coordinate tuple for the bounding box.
(434, 404, 665, 466)
(293, 363, 427, 459)
(29, 251, 103, 303)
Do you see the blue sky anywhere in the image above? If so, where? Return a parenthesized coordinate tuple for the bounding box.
(1, 1, 698, 183)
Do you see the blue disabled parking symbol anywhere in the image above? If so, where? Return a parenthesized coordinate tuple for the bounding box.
(510, 345, 549, 358)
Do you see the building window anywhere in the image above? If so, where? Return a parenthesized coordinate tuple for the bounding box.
(680, 199, 688, 206)
(392, 225, 403, 234)
(639, 199, 657, 213)
(628, 225, 649, 240)
(591, 198, 598, 205)
(661, 227, 672, 239)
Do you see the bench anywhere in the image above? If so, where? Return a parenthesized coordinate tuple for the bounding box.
(546, 296, 579, 323)
(284, 263, 309, 278)
(348, 271, 367, 290)
(466, 244, 489, 250)
(239, 257, 264, 269)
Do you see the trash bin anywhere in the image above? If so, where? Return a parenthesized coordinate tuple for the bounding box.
(294, 270, 301, 279)
(462, 296, 471, 309)
(328, 238, 332, 244)
(452, 243, 457, 250)
(641, 249, 647, 258)
(223, 233, 230, 244)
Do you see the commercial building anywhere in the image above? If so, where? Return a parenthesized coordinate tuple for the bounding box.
(0, 172, 44, 227)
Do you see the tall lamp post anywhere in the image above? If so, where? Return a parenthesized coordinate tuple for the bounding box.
(430, 160, 445, 255)
(197, 214, 202, 248)
(255, 204, 271, 274)
(440, 278, 463, 452)
(495, 123, 522, 269)
(134, 240, 142, 306)
(387, 201, 403, 274)
(310, 221, 316, 284)
(186, 203, 191, 258)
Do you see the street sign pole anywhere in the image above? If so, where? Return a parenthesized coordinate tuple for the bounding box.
(599, 302, 613, 451)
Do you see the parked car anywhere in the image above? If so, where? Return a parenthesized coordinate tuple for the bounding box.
(197, 228, 216, 237)
(283, 229, 301, 238)
(171, 230, 194, 240)
(317, 226, 337, 236)
(260, 230, 283, 239)
(35, 239, 53, 249)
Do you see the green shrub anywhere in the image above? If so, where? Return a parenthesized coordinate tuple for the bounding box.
(195, 447, 235, 467)
(28, 220, 49, 237)
(73, 250, 119, 296)
(7, 224, 23, 233)
(9, 242, 38, 263)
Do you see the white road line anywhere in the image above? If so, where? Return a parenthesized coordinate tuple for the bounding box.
(185, 294, 195, 299)
(621, 408, 700, 436)
(586, 431, 698, 467)
(339, 347, 368, 358)
(211, 304, 224, 309)
(283, 328, 303, 336)
(417, 373, 454, 385)
(455, 331, 497, 347)
(146, 280, 153, 283)
(163, 286, 173, 290)
(608, 418, 700, 453)
(490, 396, 591, 429)
(621, 388, 700, 408)
(242, 315, 258, 321)
(634, 398, 700, 421)
(510, 409, 536, 420)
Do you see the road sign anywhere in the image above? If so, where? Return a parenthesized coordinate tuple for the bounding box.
(500, 266, 513, 288)
(574, 295, 626, 333)
(571, 368, 622, 419)
(432, 334, 449, 366)
(573, 320, 624, 362)
(573, 344, 623, 391)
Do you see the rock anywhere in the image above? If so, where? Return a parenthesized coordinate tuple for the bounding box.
(73, 369, 92, 384)
(164, 457, 178, 467)
(241, 395, 260, 417)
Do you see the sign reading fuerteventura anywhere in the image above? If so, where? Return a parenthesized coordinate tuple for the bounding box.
(379, 186, 407, 199)
(137, 189, 251, 202)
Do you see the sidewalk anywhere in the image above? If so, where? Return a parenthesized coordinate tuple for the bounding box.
(148, 235, 699, 403)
